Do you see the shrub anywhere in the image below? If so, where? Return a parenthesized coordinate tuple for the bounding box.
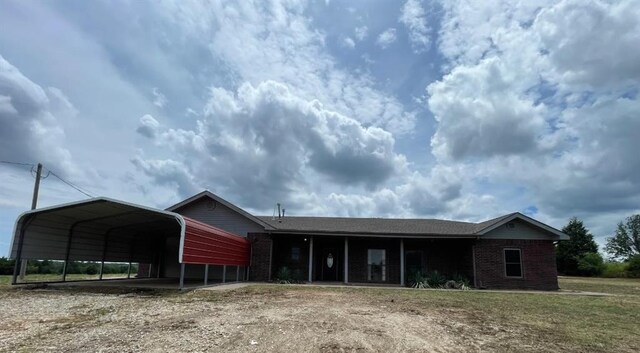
(602, 261, 628, 278)
(274, 266, 293, 284)
(628, 255, 640, 278)
(576, 252, 605, 277)
(0, 257, 16, 275)
(407, 270, 428, 288)
(426, 271, 446, 288)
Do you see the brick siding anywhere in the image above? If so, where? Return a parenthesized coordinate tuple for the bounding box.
(474, 239, 558, 290)
(248, 233, 272, 281)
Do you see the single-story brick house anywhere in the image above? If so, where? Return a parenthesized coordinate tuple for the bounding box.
(168, 191, 568, 290)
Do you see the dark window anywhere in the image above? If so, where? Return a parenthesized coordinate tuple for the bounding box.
(504, 249, 522, 277)
(368, 249, 386, 281)
(291, 246, 300, 262)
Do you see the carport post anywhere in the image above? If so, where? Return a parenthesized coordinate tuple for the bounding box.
(179, 263, 185, 290)
(99, 231, 109, 281)
(12, 215, 34, 285)
(344, 237, 348, 284)
(204, 264, 209, 285)
(400, 238, 405, 287)
(127, 262, 132, 279)
(308, 236, 314, 282)
(236, 265, 240, 282)
(222, 265, 226, 283)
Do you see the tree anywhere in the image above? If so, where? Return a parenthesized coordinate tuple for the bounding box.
(576, 252, 605, 276)
(556, 217, 599, 275)
(605, 214, 640, 260)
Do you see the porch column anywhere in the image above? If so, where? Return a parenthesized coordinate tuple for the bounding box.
(308, 236, 314, 282)
(204, 264, 209, 285)
(344, 237, 349, 284)
(400, 238, 405, 286)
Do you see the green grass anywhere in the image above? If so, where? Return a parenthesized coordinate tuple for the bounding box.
(0, 273, 130, 286)
(559, 276, 640, 296)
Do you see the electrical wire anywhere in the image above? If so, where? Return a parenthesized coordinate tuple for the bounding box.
(1, 160, 95, 198)
(48, 171, 95, 198)
(0, 160, 34, 167)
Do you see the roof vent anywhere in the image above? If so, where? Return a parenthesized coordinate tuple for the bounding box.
(506, 222, 516, 229)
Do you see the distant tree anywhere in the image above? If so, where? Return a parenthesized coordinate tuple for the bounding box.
(556, 217, 599, 275)
(605, 214, 640, 260)
(576, 252, 605, 276)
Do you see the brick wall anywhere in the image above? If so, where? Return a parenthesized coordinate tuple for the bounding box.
(248, 233, 272, 281)
(474, 239, 558, 290)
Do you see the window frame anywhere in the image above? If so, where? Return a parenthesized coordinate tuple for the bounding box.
(367, 248, 387, 282)
(503, 248, 523, 278)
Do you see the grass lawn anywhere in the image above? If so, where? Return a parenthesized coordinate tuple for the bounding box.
(0, 273, 129, 286)
(0, 276, 639, 352)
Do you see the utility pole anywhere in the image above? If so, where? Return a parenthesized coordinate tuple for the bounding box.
(19, 163, 42, 279)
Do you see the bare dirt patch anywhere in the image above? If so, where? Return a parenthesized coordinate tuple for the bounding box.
(0, 283, 638, 352)
(0, 286, 495, 352)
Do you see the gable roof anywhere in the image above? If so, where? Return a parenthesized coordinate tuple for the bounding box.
(257, 212, 568, 239)
(166, 190, 275, 230)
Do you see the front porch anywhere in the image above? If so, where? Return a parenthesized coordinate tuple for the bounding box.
(269, 234, 475, 286)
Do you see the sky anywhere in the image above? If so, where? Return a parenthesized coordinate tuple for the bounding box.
(1, 0, 639, 256)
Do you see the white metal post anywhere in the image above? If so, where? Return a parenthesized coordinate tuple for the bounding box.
(344, 237, 349, 284)
(236, 266, 240, 282)
(400, 238, 405, 286)
(308, 236, 314, 282)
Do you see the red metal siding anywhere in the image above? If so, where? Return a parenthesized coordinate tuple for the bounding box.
(181, 217, 250, 266)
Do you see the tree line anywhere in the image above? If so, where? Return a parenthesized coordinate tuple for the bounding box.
(0, 258, 136, 276)
(557, 214, 640, 277)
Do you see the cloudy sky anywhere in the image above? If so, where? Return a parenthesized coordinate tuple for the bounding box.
(1, 0, 639, 255)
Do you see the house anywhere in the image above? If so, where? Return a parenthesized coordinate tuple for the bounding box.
(9, 190, 567, 290)
(168, 191, 568, 290)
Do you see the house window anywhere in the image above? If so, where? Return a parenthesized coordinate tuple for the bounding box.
(291, 246, 300, 262)
(368, 249, 386, 281)
(504, 248, 523, 278)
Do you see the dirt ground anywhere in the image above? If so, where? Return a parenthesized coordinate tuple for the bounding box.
(0, 285, 527, 353)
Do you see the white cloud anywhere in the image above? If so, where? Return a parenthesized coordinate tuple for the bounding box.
(399, 0, 431, 53)
(136, 81, 409, 208)
(152, 87, 167, 108)
(0, 55, 76, 174)
(354, 26, 368, 41)
(376, 28, 397, 48)
(161, 0, 415, 134)
(428, 0, 640, 231)
(136, 114, 160, 139)
(341, 36, 356, 49)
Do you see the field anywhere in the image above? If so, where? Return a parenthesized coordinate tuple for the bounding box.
(0, 277, 639, 352)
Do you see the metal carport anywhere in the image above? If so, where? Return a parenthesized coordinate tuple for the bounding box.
(9, 197, 250, 289)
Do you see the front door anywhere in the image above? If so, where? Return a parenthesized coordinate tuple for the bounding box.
(320, 248, 338, 281)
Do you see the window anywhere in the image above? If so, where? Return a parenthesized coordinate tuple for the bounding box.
(504, 249, 522, 278)
(291, 246, 300, 262)
(368, 249, 386, 281)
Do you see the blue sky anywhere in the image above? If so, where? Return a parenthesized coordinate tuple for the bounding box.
(1, 0, 639, 256)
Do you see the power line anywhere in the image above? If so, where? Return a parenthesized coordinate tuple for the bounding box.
(48, 170, 95, 198)
(1, 160, 95, 198)
(0, 160, 34, 167)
